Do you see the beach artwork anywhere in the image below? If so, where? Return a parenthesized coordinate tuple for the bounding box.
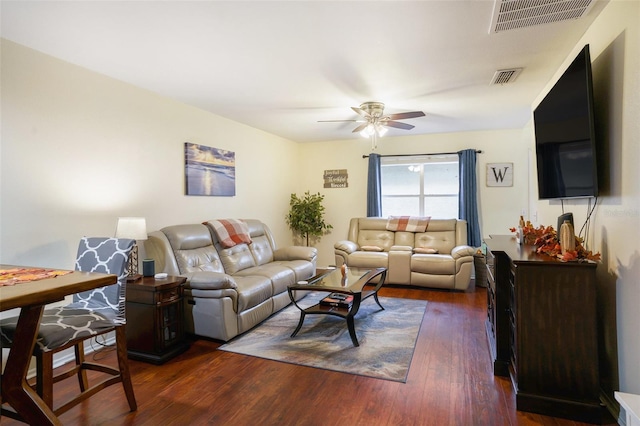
(184, 142, 236, 196)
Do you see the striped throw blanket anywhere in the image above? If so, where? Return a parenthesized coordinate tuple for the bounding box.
(386, 216, 431, 233)
(206, 219, 252, 248)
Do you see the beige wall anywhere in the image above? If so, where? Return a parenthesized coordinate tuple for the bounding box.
(1, 39, 301, 269)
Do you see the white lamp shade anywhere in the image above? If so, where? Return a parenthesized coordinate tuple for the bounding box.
(115, 217, 147, 240)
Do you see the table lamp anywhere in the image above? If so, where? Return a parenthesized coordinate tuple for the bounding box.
(115, 217, 147, 281)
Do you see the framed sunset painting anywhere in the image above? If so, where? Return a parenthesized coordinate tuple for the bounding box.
(184, 142, 236, 196)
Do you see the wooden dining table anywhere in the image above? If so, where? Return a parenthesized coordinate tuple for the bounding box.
(0, 265, 117, 425)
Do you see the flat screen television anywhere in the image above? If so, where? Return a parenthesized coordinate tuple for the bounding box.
(534, 45, 598, 200)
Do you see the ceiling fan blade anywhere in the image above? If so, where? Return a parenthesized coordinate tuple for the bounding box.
(383, 121, 415, 130)
(351, 106, 370, 118)
(387, 111, 425, 120)
(352, 123, 369, 133)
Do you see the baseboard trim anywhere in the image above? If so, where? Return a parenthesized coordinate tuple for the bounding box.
(602, 389, 622, 425)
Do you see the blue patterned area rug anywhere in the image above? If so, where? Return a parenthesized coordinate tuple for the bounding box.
(219, 294, 427, 383)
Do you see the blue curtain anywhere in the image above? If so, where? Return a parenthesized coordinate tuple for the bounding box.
(367, 153, 382, 217)
(458, 149, 482, 247)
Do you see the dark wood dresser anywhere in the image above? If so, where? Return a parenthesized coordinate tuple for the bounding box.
(485, 235, 604, 424)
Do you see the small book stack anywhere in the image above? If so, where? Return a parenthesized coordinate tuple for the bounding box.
(320, 292, 354, 308)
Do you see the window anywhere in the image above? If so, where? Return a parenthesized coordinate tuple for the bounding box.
(380, 155, 459, 218)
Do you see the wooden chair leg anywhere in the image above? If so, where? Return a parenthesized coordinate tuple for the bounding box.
(35, 351, 54, 408)
(74, 341, 89, 392)
(115, 326, 137, 411)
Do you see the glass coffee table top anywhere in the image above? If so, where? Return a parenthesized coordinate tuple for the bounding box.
(292, 266, 381, 292)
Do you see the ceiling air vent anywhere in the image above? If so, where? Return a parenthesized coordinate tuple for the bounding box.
(489, 0, 597, 33)
(491, 68, 523, 85)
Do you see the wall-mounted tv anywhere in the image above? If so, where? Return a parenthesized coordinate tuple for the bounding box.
(534, 44, 598, 200)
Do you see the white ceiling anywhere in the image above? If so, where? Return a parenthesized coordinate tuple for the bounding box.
(0, 0, 607, 143)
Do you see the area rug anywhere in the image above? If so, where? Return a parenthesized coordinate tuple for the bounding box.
(219, 294, 427, 382)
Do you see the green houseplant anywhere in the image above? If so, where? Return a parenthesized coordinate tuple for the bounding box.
(286, 191, 333, 246)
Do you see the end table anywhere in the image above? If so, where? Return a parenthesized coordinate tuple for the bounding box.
(126, 275, 189, 364)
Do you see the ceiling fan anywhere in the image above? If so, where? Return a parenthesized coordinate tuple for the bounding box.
(319, 101, 426, 138)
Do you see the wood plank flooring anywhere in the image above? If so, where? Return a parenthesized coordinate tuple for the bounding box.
(2, 284, 617, 425)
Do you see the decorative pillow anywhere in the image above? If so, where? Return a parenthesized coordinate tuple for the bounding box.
(360, 245, 383, 252)
(413, 247, 439, 254)
(386, 216, 431, 232)
(206, 219, 252, 248)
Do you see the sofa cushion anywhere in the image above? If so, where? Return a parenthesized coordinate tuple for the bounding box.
(161, 224, 225, 273)
(270, 259, 316, 282)
(394, 232, 415, 247)
(249, 235, 275, 265)
(348, 251, 389, 269)
(361, 245, 383, 252)
(356, 229, 395, 251)
(174, 246, 226, 273)
(415, 230, 457, 254)
(217, 243, 257, 274)
(233, 275, 273, 312)
(235, 264, 295, 294)
(205, 219, 252, 248)
(411, 254, 455, 275)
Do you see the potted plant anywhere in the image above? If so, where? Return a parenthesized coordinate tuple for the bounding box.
(286, 191, 333, 246)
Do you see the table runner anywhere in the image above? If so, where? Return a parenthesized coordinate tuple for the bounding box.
(0, 268, 72, 286)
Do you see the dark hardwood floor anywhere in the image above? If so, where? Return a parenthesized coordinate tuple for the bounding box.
(2, 283, 617, 425)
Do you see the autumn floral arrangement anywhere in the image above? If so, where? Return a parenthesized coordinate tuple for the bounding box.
(510, 220, 601, 262)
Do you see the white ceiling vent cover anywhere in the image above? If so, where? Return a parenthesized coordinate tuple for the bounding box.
(491, 68, 523, 85)
(489, 0, 597, 33)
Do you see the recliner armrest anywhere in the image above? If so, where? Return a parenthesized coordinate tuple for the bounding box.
(451, 245, 476, 259)
(334, 240, 358, 254)
(273, 246, 318, 262)
(185, 272, 238, 290)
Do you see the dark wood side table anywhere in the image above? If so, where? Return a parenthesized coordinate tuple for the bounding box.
(126, 275, 189, 364)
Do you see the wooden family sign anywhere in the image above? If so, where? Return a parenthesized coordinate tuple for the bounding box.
(323, 169, 348, 188)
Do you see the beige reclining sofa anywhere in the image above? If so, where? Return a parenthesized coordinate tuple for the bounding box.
(145, 219, 317, 341)
(334, 217, 475, 291)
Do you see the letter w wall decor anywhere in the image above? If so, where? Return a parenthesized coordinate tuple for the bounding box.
(486, 163, 513, 187)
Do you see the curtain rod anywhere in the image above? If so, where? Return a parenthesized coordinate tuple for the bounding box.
(362, 150, 482, 159)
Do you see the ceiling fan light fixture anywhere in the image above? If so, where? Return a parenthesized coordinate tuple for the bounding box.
(360, 124, 375, 138)
(360, 123, 387, 139)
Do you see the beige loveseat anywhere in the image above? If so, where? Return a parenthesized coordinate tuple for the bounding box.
(145, 219, 317, 341)
(334, 217, 475, 291)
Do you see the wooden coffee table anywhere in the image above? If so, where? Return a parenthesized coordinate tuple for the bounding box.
(287, 267, 387, 347)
